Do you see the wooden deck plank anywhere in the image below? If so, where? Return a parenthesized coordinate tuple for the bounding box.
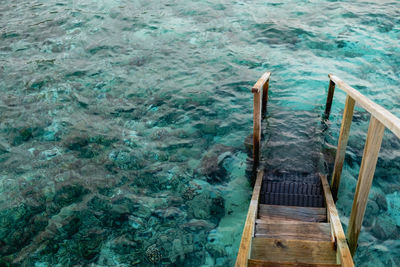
(250, 238, 337, 264)
(256, 219, 324, 225)
(248, 259, 340, 267)
(258, 204, 327, 222)
(255, 222, 331, 241)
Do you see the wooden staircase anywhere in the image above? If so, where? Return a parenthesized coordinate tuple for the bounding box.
(237, 71, 400, 266)
(236, 171, 352, 267)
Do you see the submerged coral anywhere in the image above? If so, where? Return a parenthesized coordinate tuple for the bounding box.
(145, 244, 161, 264)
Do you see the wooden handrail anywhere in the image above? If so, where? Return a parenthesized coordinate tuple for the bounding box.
(252, 72, 271, 93)
(331, 95, 355, 201)
(328, 74, 400, 138)
(235, 170, 263, 267)
(252, 72, 271, 167)
(320, 174, 354, 267)
(325, 74, 400, 257)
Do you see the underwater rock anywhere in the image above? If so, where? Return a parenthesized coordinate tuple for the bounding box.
(171, 238, 185, 263)
(200, 144, 234, 183)
(205, 242, 226, 259)
(375, 193, 388, 211)
(26, 76, 48, 90)
(128, 216, 144, 230)
(371, 214, 398, 240)
(182, 185, 200, 201)
(108, 149, 146, 170)
(182, 219, 215, 232)
(0, 138, 10, 153)
(13, 127, 34, 144)
(87, 196, 111, 213)
(39, 147, 61, 160)
(145, 244, 161, 264)
(186, 189, 225, 222)
(210, 195, 225, 220)
(363, 201, 379, 227)
(112, 104, 135, 114)
(167, 195, 184, 207)
(154, 206, 185, 221)
(77, 228, 105, 260)
(198, 121, 218, 135)
(53, 185, 90, 208)
(72, 92, 90, 107)
(244, 134, 253, 157)
(63, 133, 90, 151)
(110, 235, 138, 255)
(0, 203, 46, 255)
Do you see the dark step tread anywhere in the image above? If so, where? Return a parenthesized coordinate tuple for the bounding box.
(258, 204, 327, 222)
(255, 222, 332, 241)
(248, 259, 340, 267)
(262, 181, 323, 195)
(261, 193, 324, 207)
(250, 238, 337, 264)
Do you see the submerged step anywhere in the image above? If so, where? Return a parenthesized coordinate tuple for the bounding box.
(263, 171, 321, 183)
(255, 222, 332, 241)
(258, 204, 327, 222)
(261, 171, 325, 207)
(250, 238, 337, 265)
(262, 181, 323, 195)
(261, 193, 324, 207)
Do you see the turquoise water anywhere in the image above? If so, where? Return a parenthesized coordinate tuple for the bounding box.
(0, 0, 399, 266)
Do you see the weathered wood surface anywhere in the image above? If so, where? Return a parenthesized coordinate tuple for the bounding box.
(262, 78, 270, 117)
(324, 80, 336, 119)
(250, 238, 337, 264)
(331, 95, 355, 201)
(255, 222, 331, 241)
(329, 74, 400, 138)
(252, 72, 271, 93)
(248, 259, 340, 267)
(256, 219, 323, 225)
(253, 91, 262, 165)
(258, 204, 327, 222)
(347, 116, 385, 256)
(252, 72, 271, 165)
(236, 170, 264, 267)
(320, 174, 354, 267)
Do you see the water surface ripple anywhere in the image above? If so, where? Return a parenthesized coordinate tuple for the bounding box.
(0, 0, 399, 266)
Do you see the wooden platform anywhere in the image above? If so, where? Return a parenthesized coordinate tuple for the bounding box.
(235, 171, 354, 267)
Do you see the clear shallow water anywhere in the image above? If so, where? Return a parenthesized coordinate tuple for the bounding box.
(0, 0, 399, 266)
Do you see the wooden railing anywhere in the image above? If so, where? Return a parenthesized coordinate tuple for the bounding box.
(324, 74, 400, 255)
(235, 170, 263, 267)
(251, 72, 271, 167)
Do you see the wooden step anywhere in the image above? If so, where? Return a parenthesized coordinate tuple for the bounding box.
(258, 204, 327, 222)
(250, 238, 337, 264)
(262, 181, 323, 195)
(261, 193, 324, 207)
(248, 259, 340, 267)
(255, 222, 332, 241)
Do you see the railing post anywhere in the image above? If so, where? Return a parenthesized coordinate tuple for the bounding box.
(331, 95, 355, 201)
(347, 116, 385, 256)
(251, 72, 270, 167)
(324, 79, 336, 120)
(261, 78, 269, 118)
(252, 89, 262, 167)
